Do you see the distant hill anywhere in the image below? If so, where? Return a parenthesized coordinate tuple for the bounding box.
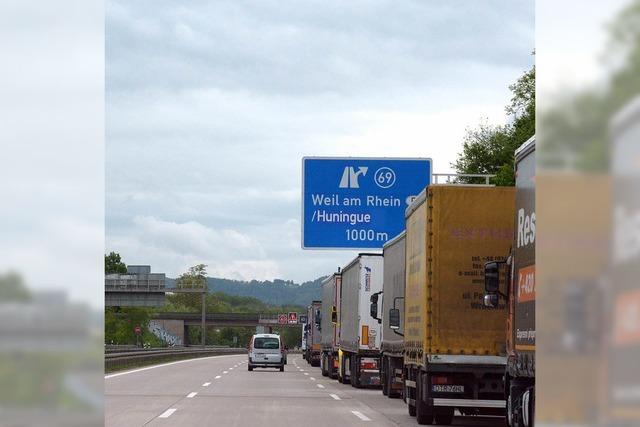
(165, 276, 326, 307)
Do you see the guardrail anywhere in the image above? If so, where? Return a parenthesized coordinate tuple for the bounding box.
(105, 347, 247, 372)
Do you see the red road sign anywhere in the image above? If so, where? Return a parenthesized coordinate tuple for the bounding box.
(134, 326, 142, 335)
(288, 312, 298, 324)
(278, 314, 287, 325)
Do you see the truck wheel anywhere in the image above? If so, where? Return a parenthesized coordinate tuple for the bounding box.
(321, 355, 329, 377)
(248, 365, 253, 372)
(408, 401, 417, 417)
(415, 373, 434, 425)
(381, 357, 389, 396)
(407, 370, 416, 416)
(280, 365, 285, 372)
(340, 354, 350, 384)
(508, 381, 526, 427)
(388, 359, 401, 398)
(434, 408, 454, 425)
(350, 356, 361, 388)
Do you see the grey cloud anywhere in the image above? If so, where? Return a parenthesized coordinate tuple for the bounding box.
(107, 0, 533, 96)
(106, 0, 534, 283)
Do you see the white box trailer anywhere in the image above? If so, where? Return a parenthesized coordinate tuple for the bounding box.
(320, 273, 341, 378)
(338, 253, 384, 388)
(373, 231, 405, 399)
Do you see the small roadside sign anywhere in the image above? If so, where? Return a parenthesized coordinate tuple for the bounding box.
(288, 312, 298, 324)
(278, 314, 287, 325)
(298, 315, 308, 324)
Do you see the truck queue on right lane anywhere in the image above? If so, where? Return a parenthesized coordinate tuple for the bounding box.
(302, 137, 536, 427)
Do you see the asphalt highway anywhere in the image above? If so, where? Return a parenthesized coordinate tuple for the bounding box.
(105, 354, 504, 426)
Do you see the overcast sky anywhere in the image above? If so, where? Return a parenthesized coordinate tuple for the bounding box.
(106, 0, 534, 283)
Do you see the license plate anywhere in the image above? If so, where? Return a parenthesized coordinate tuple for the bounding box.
(432, 385, 464, 393)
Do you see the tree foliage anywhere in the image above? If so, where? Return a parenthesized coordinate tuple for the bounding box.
(539, 1, 640, 171)
(453, 63, 535, 186)
(176, 264, 207, 289)
(104, 307, 163, 346)
(105, 252, 127, 274)
(0, 271, 31, 302)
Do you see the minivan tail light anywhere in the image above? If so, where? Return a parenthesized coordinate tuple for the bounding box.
(431, 376, 449, 385)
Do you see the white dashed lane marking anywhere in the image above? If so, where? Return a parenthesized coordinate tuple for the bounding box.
(215, 375, 221, 379)
(158, 408, 177, 418)
(317, 384, 325, 389)
(330, 394, 341, 400)
(202, 382, 211, 387)
(187, 392, 198, 398)
(351, 411, 371, 421)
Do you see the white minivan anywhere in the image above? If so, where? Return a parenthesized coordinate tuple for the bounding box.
(248, 333, 285, 372)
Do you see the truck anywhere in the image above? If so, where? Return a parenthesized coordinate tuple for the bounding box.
(304, 300, 322, 366)
(484, 136, 534, 427)
(320, 272, 341, 378)
(338, 253, 384, 388)
(402, 184, 515, 425)
(370, 231, 405, 398)
(607, 97, 640, 427)
(300, 322, 307, 354)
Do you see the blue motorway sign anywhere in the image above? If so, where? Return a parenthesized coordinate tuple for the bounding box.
(302, 157, 431, 249)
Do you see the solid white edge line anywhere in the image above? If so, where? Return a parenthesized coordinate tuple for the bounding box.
(105, 354, 243, 379)
(202, 382, 211, 387)
(158, 408, 177, 418)
(187, 392, 197, 398)
(330, 394, 341, 400)
(351, 411, 371, 421)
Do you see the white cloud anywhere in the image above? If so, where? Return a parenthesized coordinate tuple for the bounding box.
(109, 216, 280, 280)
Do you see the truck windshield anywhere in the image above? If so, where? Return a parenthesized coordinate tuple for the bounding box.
(253, 337, 280, 349)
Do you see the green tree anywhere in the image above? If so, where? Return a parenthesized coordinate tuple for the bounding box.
(176, 264, 207, 289)
(453, 63, 535, 186)
(168, 264, 209, 312)
(105, 252, 127, 274)
(539, 1, 640, 171)
(105, 306, 164, 346)
(0, 272, 31, 302)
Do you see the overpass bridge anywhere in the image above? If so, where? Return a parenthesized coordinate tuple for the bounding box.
(149, 312, 301, 346)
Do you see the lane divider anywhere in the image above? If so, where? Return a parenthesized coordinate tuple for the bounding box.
(351, 411, 371, 421)
(317, 384, 325, 389)
(186, 392, 198, 398)
(158, 408, 177, 418)
(202, 382, 211, 387)
(330, 394, 341, 400)
(215, 375, 221, 379)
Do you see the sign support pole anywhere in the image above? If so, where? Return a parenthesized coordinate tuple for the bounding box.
(201, 290, 206, 348)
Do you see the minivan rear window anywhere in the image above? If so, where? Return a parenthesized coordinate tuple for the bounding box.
(253, 337, 280, 349)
